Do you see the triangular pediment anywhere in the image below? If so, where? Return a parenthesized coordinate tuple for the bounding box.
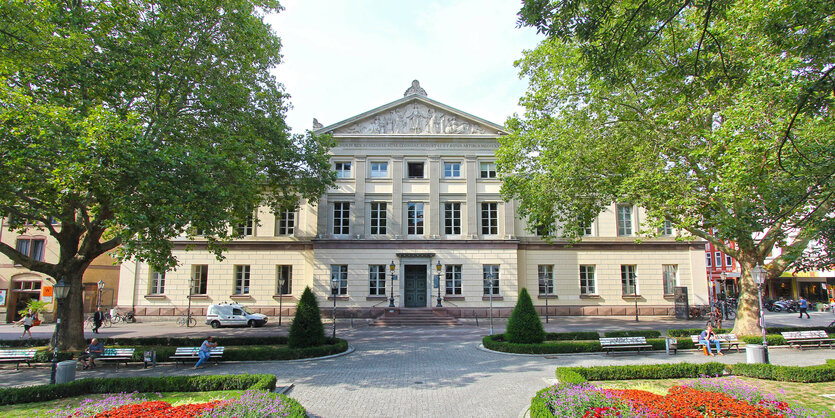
(315, 95, 506, 136)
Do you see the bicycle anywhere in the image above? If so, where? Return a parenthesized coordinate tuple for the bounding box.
(177, 314, 197, 327)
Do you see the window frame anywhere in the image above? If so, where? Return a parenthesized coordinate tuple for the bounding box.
(234, 265, 251, 295)
(663, 264, 678, 295)
(331, 265, 348, 295)
(705, 253, 712, 267)
(714, 252, 722, 267)
(621, 265, 638, 295)
(443, 161, 462, 178)
(579, 265, 596, 295)
(406, 161, 425, 179)
(479, 162, 497, 179)
(149, 270, 166, 295)
(445, 265, 462, 295)
(538, 265, 554, 295)
(369, 202, 387, 235)
(332, 202, 350, 235)
(191, 265, 208, 295)
(276, 265, 292, 295)
(14, 238, 45, 263)
(407, 202, 425, 235)
(659, 220, 673, 236)
(444, 202, 461, 235)
(276, 209, 295, 236)
(370, 161, 389, 178)
(480, 202, 498, 235)
(616, 205, 633, 236)
(368, 264, 386, 296)
(237, 213, 254, 236)
(725, 254, 733, 267)
(334, 161, 352, 178)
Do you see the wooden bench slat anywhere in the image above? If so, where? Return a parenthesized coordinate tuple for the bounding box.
(781, 330, 834, 350)
(0, 349, 37, 370)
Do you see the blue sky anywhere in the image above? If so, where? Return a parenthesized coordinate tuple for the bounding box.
(265, 0, 543, 134)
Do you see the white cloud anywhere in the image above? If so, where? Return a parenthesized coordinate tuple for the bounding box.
(266, 0, 542, 133)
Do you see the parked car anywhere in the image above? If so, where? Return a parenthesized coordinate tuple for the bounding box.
(205, 303, 268, 328)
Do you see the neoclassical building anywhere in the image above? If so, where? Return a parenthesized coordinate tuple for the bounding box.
(117, 81, 708, 320)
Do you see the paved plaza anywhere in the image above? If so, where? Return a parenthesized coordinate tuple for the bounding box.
(1, 312, 834, 417)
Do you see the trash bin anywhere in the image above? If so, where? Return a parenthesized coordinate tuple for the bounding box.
(746, 344, 766, 364)
(665, 337, 678, 355)
(143, 350, 156, 369)
(56, 360, 76, 384)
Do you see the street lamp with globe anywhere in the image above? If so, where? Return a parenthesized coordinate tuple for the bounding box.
(50, 278, 71, 385)
(751, 263, 770, 364)
(435, 261, 443, 308)
(330, 274, 340, 339)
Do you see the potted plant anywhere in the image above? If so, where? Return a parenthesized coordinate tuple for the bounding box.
(18, 299, 49, 325)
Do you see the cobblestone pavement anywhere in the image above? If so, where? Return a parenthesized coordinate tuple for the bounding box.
(1, 312, 834, 417)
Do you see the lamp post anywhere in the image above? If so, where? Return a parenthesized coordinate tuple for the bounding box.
(752, 263, 770, 364)
(720, 271, 728, 319)
(539, 273, 550, 324)
(389, 261, 396, 308)
(96, 280, 104, 311)
(186, 276, 193, 328)
(50, 278, 70, 385)
(487, 272, 495, 335)
(330, 274, 339, 339)
(633, 275, 639, 322)
(435, 261, 443, 308)
(278, 276, 286, 326)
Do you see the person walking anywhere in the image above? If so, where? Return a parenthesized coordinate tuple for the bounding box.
(798, 297, 810, 319)
(93, 307, 105, 334)
(16, 311, 34, 339)
(699, 325, 724, 356)
(193, 336, 217, 369)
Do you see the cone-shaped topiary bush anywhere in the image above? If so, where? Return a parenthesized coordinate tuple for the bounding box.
(288, 286, 325, 348)
(505, 287, 545, 344)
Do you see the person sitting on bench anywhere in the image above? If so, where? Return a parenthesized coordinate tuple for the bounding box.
(79, 338, 104, 369)
(699, 325, 724, 356)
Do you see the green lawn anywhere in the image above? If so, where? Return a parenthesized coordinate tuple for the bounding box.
(594, 377, 835, 416)
(0, 390, 242, 418)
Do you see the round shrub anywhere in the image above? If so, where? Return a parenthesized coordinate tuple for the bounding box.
(505, 288, 545, 344)
(288, 287, 325, 348)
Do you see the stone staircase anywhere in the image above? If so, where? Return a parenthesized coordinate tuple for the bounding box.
(369, 308, 461, 326)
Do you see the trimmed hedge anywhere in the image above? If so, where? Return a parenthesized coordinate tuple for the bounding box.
(484, 334, 685, 354)
(0, 336, 290, 349)
(666, 328, 731, 337)
(506, 288, 545, 344)
(603, 330, 661, 338)
(545, 331, 600, 341)
(530, 386, 556, 418)
(0, 374, 276, 405)
(666, 326, 834, 338)
(554, 368, 588, 384)
(728, 363, 835, 383)
(557, 362, 726, 381)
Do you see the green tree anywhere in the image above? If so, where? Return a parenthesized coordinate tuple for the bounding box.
(288, 287, 326, 348)
(503, 0, 834, 336)
(0, 0, 334, 349)
(506, 288, 545, 344)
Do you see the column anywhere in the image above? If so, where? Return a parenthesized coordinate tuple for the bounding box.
(465, 156, 478, 238)
(391, 156, 403, 238)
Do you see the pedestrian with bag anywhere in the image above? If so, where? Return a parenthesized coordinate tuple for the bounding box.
(798, 297, 810, 319)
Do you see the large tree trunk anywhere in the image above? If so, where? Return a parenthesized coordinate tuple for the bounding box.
(732, 261, 764, 337)
(54, 269, 88, 350)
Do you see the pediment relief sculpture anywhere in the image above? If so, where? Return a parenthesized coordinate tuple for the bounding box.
(335, 102, 488, 135)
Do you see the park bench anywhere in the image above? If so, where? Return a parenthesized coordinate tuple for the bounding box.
(599, 337, 652, 355)
(94, 348, 135, 368)
(781, 330, 834, 350)
(0, 349, 37, 370)
(169, 346, 225, 366)
(690, 334, 744, 353)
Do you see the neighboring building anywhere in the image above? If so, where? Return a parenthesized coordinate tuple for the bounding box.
(0, 218, 120, 323)
(117, 81, 708, 319)
(704, 232, 740, 300)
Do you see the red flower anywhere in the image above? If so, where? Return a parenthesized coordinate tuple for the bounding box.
(94, 400, 223, 418)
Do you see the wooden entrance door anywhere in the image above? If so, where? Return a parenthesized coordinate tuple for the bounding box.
(404, 265, 427, 307)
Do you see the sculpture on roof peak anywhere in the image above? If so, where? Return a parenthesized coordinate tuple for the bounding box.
(404, 80, 427, 97)
(312, 118, 323, 129)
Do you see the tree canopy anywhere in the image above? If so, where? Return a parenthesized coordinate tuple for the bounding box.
(0, 0, 335, 348)
(502, 0, 834, 335)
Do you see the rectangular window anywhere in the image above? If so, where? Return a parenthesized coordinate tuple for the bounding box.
(234, 265, 250, 294)
(715, 252, 722, 267)
(580, 265, 596, 295)
(370, 202, 387, 235)
(150, 271, 166, 295)
(481, 202, 498, 235)
(370, 162, 388, 178)
(659, 220, 673, 236)
(483, 265, 500, 295)
(579, 218, 593, 236)
(15, 238, 44, 262)
(480, 162, 497, 178)
(407, 203, 424, 235)
(276, 209, 295, 235)
(445, 265, 462, 295)
(331, 265, 348, 295)
(443, 162, 461, 178)
(191, 265, 208, 295)
(725, 254, 733, 267)
(369, 265, 386, 296)
(444, 202, 461, 235)
(538, 265, 554, 295)
(407, 162, 425, 179)
(335, 162, 351, 178)
(276, 265, 292, 295)
(237, 213, 254, 236)
(663, 264, 678, 295)
(333, 202, 350, 235)
(621, 265, 637, 295)
(616, 205, 633, 236)
(706, 253, 712, 267)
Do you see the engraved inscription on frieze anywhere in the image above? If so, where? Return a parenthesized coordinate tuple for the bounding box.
(336, 102, 488, 135)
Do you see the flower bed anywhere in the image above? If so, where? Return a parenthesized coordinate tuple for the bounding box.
(533, 377, 827, 417)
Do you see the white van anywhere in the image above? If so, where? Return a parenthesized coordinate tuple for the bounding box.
(205, 303, 268, 328)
